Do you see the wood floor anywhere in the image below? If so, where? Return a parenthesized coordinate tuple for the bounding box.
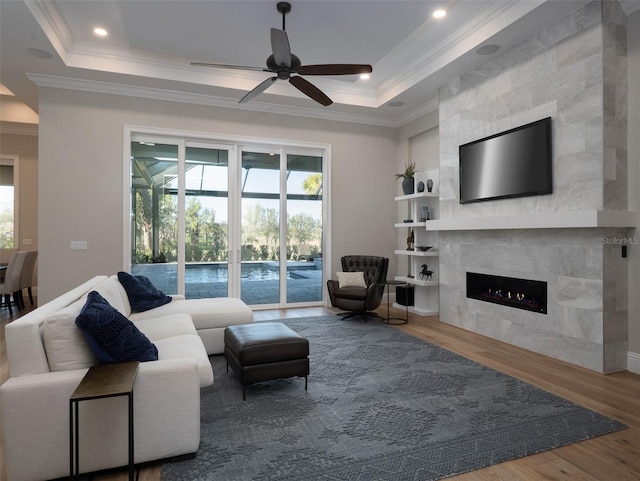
(2, 302, 639, 481)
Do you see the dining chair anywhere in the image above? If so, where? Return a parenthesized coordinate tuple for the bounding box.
(0, 251, 27, 315)
(18, 250, 38, 307)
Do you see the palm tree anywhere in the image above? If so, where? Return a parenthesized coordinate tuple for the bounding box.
(302, 173, 322, 197)
(300, 172, 323, 257)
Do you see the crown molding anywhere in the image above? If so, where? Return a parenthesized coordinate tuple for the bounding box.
(26, 0, 380, 109)
(0, 121, 39, 136)
(24, 0, 75, 58)
(397, 97, 439, 126)
(28, 74, 421, 128)
(57, 41, 381, 109)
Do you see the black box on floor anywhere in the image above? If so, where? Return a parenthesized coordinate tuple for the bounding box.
(396, 285, 414, 306)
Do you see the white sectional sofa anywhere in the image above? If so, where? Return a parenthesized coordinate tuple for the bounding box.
(1, 274, 254, 481)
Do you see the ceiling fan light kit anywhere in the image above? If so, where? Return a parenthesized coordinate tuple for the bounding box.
(191, 1, 372, 106)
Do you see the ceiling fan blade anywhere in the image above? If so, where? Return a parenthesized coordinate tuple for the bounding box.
(297, 64, 373, 76)
(289, 76, 332, 106)
(239, 77, 278, 104)
(191, 62, 268, 72)
(271, 28, 291, 68)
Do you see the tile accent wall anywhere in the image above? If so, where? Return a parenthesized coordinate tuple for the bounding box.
(438, 0, 628, 373)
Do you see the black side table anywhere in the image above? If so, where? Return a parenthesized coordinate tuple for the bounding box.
(70, 361, 140, 481)
(382, 280, 409, 325)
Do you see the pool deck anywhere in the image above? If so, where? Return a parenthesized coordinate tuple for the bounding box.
(132, 262, 323, 305)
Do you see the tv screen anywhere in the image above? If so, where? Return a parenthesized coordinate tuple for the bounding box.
(459, 117, 552, 204)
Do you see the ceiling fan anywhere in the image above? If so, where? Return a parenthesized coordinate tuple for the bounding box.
(191, 2, 373, 106)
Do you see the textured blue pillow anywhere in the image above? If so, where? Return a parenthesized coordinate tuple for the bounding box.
(117, 271, 172, 313)
(76, 291, 158, 364)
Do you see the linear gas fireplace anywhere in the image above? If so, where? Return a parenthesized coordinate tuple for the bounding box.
(466, 272, 547, 314)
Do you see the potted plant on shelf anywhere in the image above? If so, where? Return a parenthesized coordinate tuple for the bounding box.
(395, 161, 416, 195)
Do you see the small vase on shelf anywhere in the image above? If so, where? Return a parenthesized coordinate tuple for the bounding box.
(427, 179, 433, 192)
(420, 206, 430, 222)
(395, 162, 416, 195)
(402, 177, 414, 195)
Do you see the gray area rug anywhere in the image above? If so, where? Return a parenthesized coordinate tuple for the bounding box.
(162, 316, 626, 481)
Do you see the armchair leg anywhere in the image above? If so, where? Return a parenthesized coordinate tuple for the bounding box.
(339, 311, 384, 322)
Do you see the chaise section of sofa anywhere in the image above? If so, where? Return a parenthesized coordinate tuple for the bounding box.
(130, 296, 254, 354)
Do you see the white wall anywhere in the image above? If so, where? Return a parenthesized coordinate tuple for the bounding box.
(37, 88, 398, 303)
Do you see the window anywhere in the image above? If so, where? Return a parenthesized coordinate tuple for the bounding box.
(126, 129, 329, 308)
(0, 155, 18, 249)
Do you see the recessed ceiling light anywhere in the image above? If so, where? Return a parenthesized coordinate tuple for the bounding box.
(94, 27, 108, 37)
(476, 44, 500, 56)
(26, 47, 53, 59)
(433, 9, 447, 19)
(360, 73, 370, 80)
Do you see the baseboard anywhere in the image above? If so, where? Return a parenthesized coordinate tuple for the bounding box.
(628, 351, 640, 374)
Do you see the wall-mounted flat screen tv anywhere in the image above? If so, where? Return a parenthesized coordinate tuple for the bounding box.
(459, 117, 552, 204)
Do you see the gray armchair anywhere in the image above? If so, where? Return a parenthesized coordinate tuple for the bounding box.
(327, 255, 389, 320)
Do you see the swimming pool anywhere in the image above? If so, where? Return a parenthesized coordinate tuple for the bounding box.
(131, 261, 322, 304)
(185, 264, 289, 282)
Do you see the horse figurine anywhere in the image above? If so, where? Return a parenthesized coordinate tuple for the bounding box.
(420, 264, 433, 281)
(406, 230, 415, 250)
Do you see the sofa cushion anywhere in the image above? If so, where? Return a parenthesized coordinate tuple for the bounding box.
(43, 314, 98, 371)
(75, 291, 158, 364)
(117, 271, 172, 313)
(90, 276, 131, 316)
(154, 335, 214, 387)
(332, 286, 368, 300)
(131, 313, 197, 342)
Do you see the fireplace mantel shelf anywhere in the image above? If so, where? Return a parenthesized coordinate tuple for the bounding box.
(427, 210, 636, 231)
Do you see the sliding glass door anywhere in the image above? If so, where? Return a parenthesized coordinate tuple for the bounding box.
(128, 134, 325, 307)
(240, 148, 281, 305)
(184, 144, 231, 298)
(130, 141, 179, 295)
(285, 152, 323, 303)
(237, 148, 324, 306)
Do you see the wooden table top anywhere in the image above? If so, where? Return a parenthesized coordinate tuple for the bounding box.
(71, 361, 140, 401)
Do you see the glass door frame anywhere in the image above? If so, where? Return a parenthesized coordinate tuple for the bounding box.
(124, 126, 331, 307)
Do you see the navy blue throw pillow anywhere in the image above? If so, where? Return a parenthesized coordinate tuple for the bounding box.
(117, 271, 172, 313)
(76, 291, 158, 364)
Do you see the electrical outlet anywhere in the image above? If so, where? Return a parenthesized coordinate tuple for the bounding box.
(70, 241, 87, 250)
